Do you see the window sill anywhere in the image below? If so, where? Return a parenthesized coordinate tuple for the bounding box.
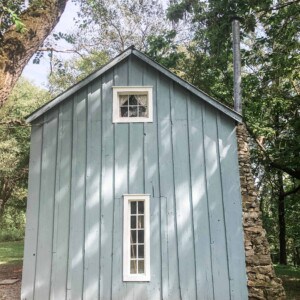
(123, 274, 150, 282)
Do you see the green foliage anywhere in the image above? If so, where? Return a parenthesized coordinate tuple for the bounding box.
(48, 50, 109, 95)
(48, 0, 169, 66)
(0, 1, 25, 35)
(146, 31, 186, 70)
(146, 0, 300, 264)
(274, 264, 300, 299)
(259, 172, 300, 264)
(0, 78, 50, 240)
(274, 264, 300, 279)
(0, 241, 24, 264)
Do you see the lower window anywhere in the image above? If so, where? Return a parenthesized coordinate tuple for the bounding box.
(123, 194, 150, 281)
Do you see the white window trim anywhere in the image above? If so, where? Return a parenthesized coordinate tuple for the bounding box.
(123, 194, 150, 282)
(112, 86, 153, 123)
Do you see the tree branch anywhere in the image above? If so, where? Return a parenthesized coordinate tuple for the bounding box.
(245, 122, 300, 179)
(0, 0, 68, 107)
(283, 185, 300, 197)
(38, 47, 84, 57)
(258, 0, 300, 13)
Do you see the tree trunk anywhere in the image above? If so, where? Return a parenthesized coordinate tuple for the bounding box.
(0, 0, 68, 107)
(278, 172, 287, 265)
(0, 178, 13, 222)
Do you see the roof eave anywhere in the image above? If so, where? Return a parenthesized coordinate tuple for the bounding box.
(132, 49, 242, 123)
(26, 47, 242, 124)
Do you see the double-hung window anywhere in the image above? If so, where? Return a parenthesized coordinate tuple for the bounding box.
(123, 194, 150, 281)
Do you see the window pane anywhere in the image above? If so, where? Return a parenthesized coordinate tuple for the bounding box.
(119, 95, 129, 105)
(120, 106, 128, 117)
(129, 106, 138, 117)
(138, 216, 144, 229)
(130, 230, 136, 243)
(138, 106, 147, 117)
(138, 230, 144, 243)
(131, 245, 137, 258)
(137, 201, 144, 214)
(131, 216, 136, 229)
(136, 95, 147, 106)
(131, 201, 137, 214)
(130, 260, 137, 274)
(138, 245, 144, 258)
(138, 260, 144, 274)
(129, 95, 138, 105)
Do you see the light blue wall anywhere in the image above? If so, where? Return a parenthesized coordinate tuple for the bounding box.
(22, 56, 248, 300)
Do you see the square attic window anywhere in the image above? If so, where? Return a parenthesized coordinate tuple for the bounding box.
(113, 87, 153, 123)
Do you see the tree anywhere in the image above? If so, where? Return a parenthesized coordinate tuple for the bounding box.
(0, 0, 68, 107)
(47, 0, 173, 93)
(0, 78, 50, 237)
(74, 0, 167, 54)
(165, 0, 300, 179)
(48, 49, 109, 95)
(148, 0, 299, 265)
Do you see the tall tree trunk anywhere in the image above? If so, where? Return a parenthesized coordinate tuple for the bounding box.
(0, 0, 68, 107)
(278, 172, 287, 265)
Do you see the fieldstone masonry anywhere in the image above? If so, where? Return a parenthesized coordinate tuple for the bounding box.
(236, 124, 286, 300)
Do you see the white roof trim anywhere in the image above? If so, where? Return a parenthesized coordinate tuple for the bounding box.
(26, 47, 242, 123)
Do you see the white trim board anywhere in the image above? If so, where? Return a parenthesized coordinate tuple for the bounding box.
(112, 86, 153, 123)
(123, 194, 150, 282)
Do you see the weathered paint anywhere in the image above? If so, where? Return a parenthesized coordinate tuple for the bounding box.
(22, 55, 248, 300)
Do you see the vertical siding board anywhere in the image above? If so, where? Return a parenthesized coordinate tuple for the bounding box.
(83, 80, 102, 300)
(21, 123, 43, 300)
(68, 89, 87, 299)
(157, 74, 180, 299)
(112, 60, 129, 299)
(217, 115, 248, 300)
(100, 70, 114, 300)
(143, 66, 161, 299)
(50, 100, 73, 300)
(34, 110, 59, 300)
(23, 54, 248, 300)
(128, 57, 144, 196)
(172, 85, 197, 300)
(187, 96, 214, 299)
(203, 105, 230, 300)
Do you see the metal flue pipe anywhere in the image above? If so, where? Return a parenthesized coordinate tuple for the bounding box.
(232, 17, 242, 114)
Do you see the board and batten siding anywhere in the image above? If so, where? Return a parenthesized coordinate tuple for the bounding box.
(22, 56, 248, 300)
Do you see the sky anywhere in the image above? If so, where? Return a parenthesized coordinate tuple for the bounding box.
(21, 1, 79, 88)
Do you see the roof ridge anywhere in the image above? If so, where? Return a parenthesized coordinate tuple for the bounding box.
(26, 47, 242, 123)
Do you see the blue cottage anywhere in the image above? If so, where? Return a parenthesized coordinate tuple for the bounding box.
(22, 47, 248, 300)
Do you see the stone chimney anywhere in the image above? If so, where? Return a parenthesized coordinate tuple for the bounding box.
(232, 18, 286, 299)
(237, 125, 285, 299)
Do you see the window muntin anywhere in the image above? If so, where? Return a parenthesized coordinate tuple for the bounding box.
(130, 200, 145, 274)
(123, 194, 150, 281)
(119, 95, 148, 118)
(113, 87, 153, 123)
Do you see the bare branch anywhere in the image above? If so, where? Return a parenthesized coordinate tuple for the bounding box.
(38, 47, 84, 58)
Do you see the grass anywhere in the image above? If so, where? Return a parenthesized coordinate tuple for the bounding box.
(274, 264, 300, 300)
(0, 240, 24, 265)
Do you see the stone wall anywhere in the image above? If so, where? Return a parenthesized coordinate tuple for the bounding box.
(236, 124, 286, 300)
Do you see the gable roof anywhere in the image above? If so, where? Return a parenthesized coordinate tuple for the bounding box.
(26, 46, 242, 123)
